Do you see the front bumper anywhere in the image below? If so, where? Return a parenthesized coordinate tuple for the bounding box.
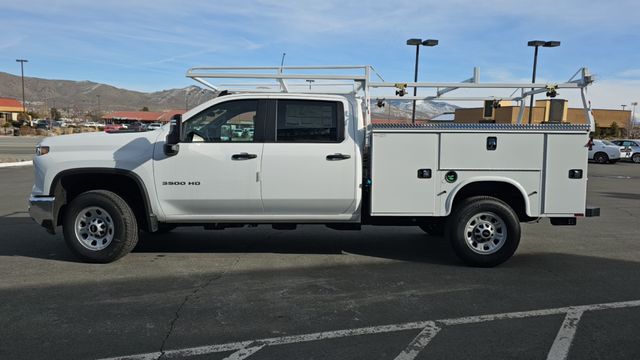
(28, 196, 56, 234)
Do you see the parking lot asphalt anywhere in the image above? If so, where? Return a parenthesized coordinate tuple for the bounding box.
(1, 163, 639, 359)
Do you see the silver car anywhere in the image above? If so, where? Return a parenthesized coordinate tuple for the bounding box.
(611, 139, 640, 163)
(588, 140, 621, 164)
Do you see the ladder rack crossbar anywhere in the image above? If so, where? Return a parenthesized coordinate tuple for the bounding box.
(184, 65, 595, 132)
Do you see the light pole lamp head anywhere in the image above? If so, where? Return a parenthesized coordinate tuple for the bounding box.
(406, 38, 422, 46)
(528, 40, 546, 47)
(422, 39, 439, 47)
(544, 41, 561, 47)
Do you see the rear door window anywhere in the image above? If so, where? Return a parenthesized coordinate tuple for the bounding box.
(275, 100, 343, 143)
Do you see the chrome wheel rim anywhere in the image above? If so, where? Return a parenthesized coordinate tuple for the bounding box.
(74, 206, 114, 251)
(464, 212, 507, 255)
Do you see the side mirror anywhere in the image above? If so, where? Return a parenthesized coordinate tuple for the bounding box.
(164, 114, 182, 156)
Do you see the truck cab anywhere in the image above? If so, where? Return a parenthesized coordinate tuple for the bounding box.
(154, 93, 363, 223)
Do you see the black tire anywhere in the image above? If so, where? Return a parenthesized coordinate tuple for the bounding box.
(446, 196, 520, 267)
(62, 190, 138, 263)
(418, 219, 445, 237)
(593, 152, 609, 164)
(632, 153, 640, 164)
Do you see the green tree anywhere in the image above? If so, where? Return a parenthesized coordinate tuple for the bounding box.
(609, 121, 620, 138)
(141, 106, 149, 111)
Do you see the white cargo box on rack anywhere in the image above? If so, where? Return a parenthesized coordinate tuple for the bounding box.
(370, 123, 590, 218)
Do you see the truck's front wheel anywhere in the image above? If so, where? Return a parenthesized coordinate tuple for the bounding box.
(446, 196, 520, 267)
(62, 190, 138, 263)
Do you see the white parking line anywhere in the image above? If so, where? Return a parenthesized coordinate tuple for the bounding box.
(546, 309, 584, 360)
(99, 299, 640, 360)
(224, 343, 266, 360)
(393, 322, 441, 360)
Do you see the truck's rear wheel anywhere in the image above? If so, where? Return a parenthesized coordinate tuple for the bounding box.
(446, 196, 520, 267)
(62, 190, 138, 263)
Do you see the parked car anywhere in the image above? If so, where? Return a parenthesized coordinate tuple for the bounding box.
(104, 124, 126, 133)
(128, 122, 147, 132)
(147, 123, 163, 130)
(611, 139, 640, 163)
(588, 140, 621, 164)
(35, 120, 50, 130)
(232, 128, 244, 137)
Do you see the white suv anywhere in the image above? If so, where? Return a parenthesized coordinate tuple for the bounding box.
(588, 140, 621, 164)
(147, 123, 163, 130)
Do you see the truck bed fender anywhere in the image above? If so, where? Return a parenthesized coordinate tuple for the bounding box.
(444, 177, 533, 217)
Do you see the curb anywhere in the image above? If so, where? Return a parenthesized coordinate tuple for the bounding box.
(0, 161, 33, 168)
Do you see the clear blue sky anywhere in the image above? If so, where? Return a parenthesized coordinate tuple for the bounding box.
(1, 0, 639, 114)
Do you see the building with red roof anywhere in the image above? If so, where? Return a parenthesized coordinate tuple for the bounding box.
(102, 109, 186, 125)
(0, 97, 26, 125)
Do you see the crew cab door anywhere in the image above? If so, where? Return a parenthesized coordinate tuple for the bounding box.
(260, 98, 358, 217)
(154, 99, 266, 219)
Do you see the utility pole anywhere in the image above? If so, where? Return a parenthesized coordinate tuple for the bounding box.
(16, 59, 28, 119)
(630, 102, 637, 133)
(96, 95, 101, 122)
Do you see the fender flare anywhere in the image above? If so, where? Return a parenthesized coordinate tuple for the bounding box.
(49, 168, 157, 231)
(444, 177, 533, 217)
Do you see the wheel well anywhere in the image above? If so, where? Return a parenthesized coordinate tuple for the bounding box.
(54, 172, 150, 230)
(452, 181, 530, 221)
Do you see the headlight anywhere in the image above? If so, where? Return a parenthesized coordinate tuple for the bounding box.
(35, 145, 50, 156)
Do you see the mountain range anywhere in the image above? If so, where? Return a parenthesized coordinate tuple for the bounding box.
(371, 99, 457, 121)
(0, 71, 216, 116)
(0, 71, 456, 120)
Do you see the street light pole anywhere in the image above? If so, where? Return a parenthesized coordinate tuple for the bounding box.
(412, 44, 420, 123)
(621, 104, 627, 111)
(406, 38, 438, 124)
(96, 95, 101, 121)
(631, 102, 638, 132)
(16, 59, 28, 117)
(527, 41, 560, 124)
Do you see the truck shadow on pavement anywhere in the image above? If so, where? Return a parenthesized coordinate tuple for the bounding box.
(135, 226, 459, 265)
(1, 217, 457, 264)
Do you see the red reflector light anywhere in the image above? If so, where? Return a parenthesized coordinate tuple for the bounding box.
(574, 213, 584, 217)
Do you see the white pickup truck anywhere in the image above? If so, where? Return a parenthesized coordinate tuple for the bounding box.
(28, 66, 599, 267)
